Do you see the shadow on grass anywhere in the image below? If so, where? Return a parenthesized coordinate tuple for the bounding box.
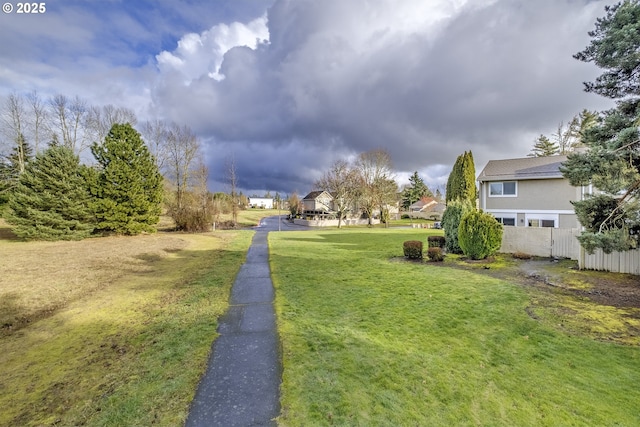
(0, 223, 19, 241)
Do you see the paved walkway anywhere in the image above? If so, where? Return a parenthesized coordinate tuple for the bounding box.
(186, 216, 304, 427)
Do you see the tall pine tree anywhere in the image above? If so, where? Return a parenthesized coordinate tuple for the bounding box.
(445, 151, 477, 204)
(560, 0, 640, 253)
(401, 171, 433, 209)
(528, 135, 559, 157)
(90, 123, 163, 235)
(5, 145, 94, 240)
(0, 133, 34, 204)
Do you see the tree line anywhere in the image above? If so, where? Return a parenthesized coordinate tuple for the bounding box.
(0, 91, 242, 239)
(528, 109, 598, 157)
(3, 123, 162, 239)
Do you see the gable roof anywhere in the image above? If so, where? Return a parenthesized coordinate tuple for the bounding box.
(303, 190, 333, 201)
(409, 196, 438, 210)
(478, 155, 568, 182)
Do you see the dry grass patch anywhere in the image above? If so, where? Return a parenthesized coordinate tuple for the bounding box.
(0, 219, 253, 426)
(0, 224, 191, 333)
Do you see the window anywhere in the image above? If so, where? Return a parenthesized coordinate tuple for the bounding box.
(500, 217, 516, 226)
(493, 215, 516, 226)
(528, 219, 555, 228)
(489, 181, 516, 196)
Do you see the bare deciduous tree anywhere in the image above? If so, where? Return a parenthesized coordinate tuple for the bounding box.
(140, 119, 169, 171)
(163, 123, 200, 228)
(287, 192, 303, 218)
(49, 94, 89, 154)
(226, 155, 239, 226)
(25, 91, 49, 153)
(355, 149, 397, 227)
(1, 93, 26, 145)
(86, 104, 137, 144)
(315, 159, 359, 228)
(0, 94, 31, 175)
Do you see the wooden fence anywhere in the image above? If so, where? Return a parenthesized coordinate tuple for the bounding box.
(499, 227, 640, 275)
(580, 247, 640, 275)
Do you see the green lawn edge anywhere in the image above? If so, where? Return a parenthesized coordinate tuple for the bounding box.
(270, 228, 640, 426)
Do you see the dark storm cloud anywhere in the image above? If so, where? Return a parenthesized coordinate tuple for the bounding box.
(153, 0, 616, 193)
(0, 0, 616, 194)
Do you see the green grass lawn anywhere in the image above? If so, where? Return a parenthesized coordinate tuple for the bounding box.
(0, 230, 253, 426)
(270, 228, 640, 426)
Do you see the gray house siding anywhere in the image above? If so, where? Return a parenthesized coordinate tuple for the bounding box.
(478, 155, 583, 229)
(481, 179, 580, 211)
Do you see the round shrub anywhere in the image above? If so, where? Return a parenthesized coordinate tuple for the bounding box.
(458, 211, 503, 260)
(427, 247, 444, 262)
(427, 235, 446, 248)
(403, 240, 423, 260)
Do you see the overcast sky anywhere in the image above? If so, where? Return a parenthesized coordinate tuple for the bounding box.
(0, 0, 618, 196)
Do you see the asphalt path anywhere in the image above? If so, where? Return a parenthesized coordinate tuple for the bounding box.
(185, 216, 305, 427)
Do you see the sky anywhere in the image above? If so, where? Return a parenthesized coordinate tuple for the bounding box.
(0, 0, 619, 196)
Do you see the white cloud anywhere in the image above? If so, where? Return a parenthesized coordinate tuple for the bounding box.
(156, 15, 269, 82)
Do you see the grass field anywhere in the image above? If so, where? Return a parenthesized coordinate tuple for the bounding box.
(270, 228, 640, 426)
(3, 211, 640, 426)
(0, 219, 253, 426)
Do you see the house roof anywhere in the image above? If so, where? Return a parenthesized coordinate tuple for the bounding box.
(303, 190, 333, 200)
(477, 155, 568, 182)
(409, 197, 438, 210)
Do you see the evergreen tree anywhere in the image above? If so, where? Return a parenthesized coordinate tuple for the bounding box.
(445, 151, 477, 204)
(561, 0, 640, 253)
(401, 171, 432, 210)
(462, 151, 478, 202)
(90, 123, 163, 235)
(0, 134, 34, 205)
(445, 156, 460, 203)
(441, 199, 474, 254)
(528, 134, 559, 157)
(569, 109, 598, 148)
(5, 145, 94, 240)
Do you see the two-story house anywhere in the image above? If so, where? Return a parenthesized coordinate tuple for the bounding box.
(302, 191, 334, 218)
(477, 155, 584, 229)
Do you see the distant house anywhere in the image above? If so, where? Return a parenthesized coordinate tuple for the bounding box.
(407, 196, 445, 220)
(477, 155, 583, 228)
(302, 191, 334, 218)
(409, 196, 438, 212)
(248, 197, 274, 209)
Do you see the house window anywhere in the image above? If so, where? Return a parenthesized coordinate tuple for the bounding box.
(491, 213, 516, 226)
(496, 217, 516, 226)
(489, 181, 517, 196)
(528, 219, 555, 228)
